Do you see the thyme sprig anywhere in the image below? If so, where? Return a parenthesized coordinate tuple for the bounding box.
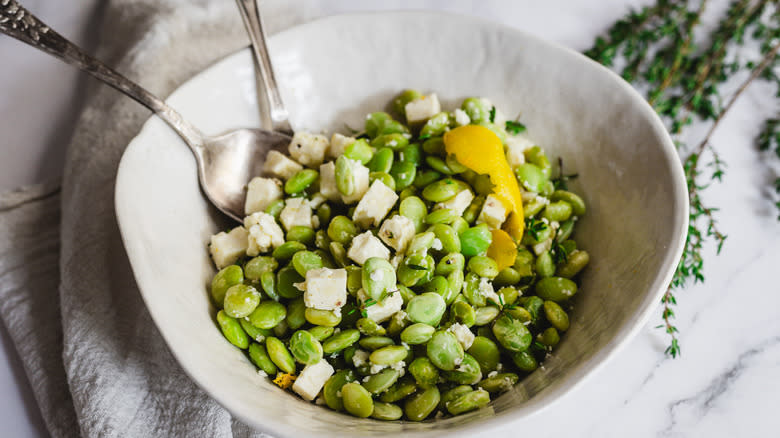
(586, 0, 779, 357)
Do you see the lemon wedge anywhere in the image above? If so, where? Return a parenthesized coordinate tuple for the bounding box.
(443, 125, 525, 240)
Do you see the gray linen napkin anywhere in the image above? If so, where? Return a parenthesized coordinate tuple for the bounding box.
(0, 0, 340, 436)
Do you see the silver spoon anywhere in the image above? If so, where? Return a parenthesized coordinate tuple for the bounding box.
(0, 0, 293, 222)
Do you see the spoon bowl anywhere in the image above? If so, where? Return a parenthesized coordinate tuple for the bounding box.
(0, 0, 291, 222)
(197, 129, 291, 222)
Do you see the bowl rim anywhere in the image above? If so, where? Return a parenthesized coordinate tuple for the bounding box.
(116, 9, 688, 438)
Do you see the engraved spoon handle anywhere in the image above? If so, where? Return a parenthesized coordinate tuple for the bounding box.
(235, 0, 293, 135)
(0, 0, 204, 147)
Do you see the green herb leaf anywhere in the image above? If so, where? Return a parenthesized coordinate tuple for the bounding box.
(505, 120, 526, 134)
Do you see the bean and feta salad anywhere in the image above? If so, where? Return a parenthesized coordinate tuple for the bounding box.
(207, 90, 590, 421)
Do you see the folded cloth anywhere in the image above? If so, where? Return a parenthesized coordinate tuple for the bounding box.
(0, 0, 337, 436)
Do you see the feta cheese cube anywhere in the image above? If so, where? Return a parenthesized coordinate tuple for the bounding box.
(341, 159, 370, 204)
(448, 323, 475, 350)
(209, 227, 249, 268)
(292, 359, 334, 401)
(280, 198, 312, 231)
(358, 289, 403, 323)
(288, 132, 329, 168)
(304, 268, 347, 311)
(505, 135, 534, 169)
(329, 133, 355, 158)
(347, 231, 390, 265)
(435, 189, 474, 216)
(244, 177, 283, 215)
(378, 215, 416, 253)
(476, 194, 507, 229)
(244, 212, 284, 256)
(353, 180, 399, 228)
(264, 150, 303, 180)
(404, 93, 441, 124)
(453, 108, 471, 126)
(318, 162, 340, 201)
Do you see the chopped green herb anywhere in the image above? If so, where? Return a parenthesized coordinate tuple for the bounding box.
(524, 217, 548, 242)
(489, 106, 496, 123)
(505, 120, 526, 134)
(552, 242, 569, 265)
(551, 157, 578, 191)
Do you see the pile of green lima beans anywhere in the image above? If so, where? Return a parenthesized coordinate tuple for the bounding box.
(208, 90, 590, 421)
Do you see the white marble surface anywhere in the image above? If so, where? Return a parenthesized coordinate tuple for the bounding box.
(1, 0, 778, 437)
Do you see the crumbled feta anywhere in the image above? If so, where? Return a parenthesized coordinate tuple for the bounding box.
(347, 231, 390, 265)
(357, 289, 403, 323)
(521, 191, 539, 202)
(453, 108, 471, 126)
(292, 359, 334, 401)
(378, 215, 416, 253)
(318, 162, 340, 201)
(487, 371, 498, 378)
(533, 237, 553, 256)
(352, 350, 369, 367)
(370, 363, 388, 374)
(405, 93, 441, 124)
(478, 277, 501, 305)
(244, 177, 283, 215)
(244, 212, 284, 256)
(257, 369, 268, 377)
(505, 135, 534, 169)
(448, 323, 475, 350)
(390, 253, 404, 269)
(303, 268, 347, 311)
(476, 194, 508, 229)
(353, 180, 399, 228)
(329, 133, 355, 158)
(209, 226, 249, 268)
(340, 159, 370, 204)
(435, 189, 474, 216)
(280, 197, 312, 231)
(389, 360, 406, 377)
(431, 238, 443, 251)
(309, 193, 327, 209)
(288, 132, 329, 168)
(264, 150, 303, 180)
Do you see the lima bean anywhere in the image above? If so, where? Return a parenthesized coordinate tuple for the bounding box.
(248, 342, 278, 375)
(216, 310, 248, 349)
(446, 388, 490, 415)
(341, 382, 374, 418)
(265, 336, 296, 374)
(211, 265, 243, 308)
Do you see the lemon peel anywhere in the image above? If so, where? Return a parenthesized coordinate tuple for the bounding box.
(272, 372, 297, 389)
(443, 125, 524, 239)
(487, 229, 517, 271)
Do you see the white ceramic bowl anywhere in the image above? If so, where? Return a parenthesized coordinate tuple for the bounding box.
(116, 11, 687, 438)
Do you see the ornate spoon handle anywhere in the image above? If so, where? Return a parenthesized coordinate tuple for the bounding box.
(0, 0, 204, 147)
(235, 0, 292, 135)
